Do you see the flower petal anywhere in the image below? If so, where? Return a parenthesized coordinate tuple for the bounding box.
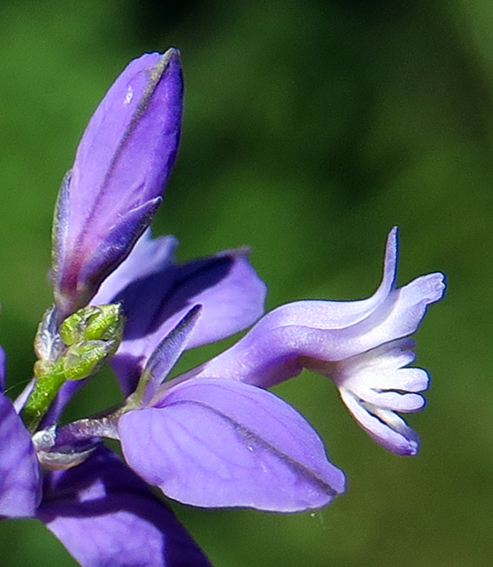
(137, 305, 203, 407)
(339, 388, 420, 455)
(94, 230, 177, 303)
(180, 265, 444, 389)
(331, 339, 429, 412)
(95, 233, 266, 395)
(38, 446, 212, 567)
(76, 197, 162, 301)
(0, 392, 41, 518)
(119, 378, 345, 512)
(53, 49, 183, 316)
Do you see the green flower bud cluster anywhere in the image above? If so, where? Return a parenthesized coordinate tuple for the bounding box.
(22, 304, 124, 432)
(58, 304, 123, 380)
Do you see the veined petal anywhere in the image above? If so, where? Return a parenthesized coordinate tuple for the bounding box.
(38, 446, 212, 567)
(95, 232, 266, 395)
(119, 378, 345, 512)
(0, 392, 41, 518)
(53, 49, 183, 317)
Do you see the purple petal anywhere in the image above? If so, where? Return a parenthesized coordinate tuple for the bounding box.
(0, 392, 41, 518)
(95, 230, 178, 303)
(53, 50, 183, 317)
(119, 378, 345, 512)
(38, 446, 212, 567)
(94, 232, 266, 395)
(138, 305, 203, 407)
(0, 346, 6, 392)
(180, 238, 445, 389)
(76, 197, 162, 302)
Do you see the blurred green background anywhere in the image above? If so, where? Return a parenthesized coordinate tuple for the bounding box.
(0, 0, 490, 565)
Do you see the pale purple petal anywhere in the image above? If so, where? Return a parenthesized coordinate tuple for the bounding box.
(119, 378, 345, 512)
(318, 338, 429, 454)
(180, 263, 444, 389)
(97, 235, 266, 395)
(331, 338, 428, 412)
(13, 379, 35, 414)
(0, 392, 41, 518)
(339, 388, 420, 455)
(340, 273, 446, 358)
(262, 226, 399, 331)
(38, 446, 212, 567)
(53, 49, 183, 317)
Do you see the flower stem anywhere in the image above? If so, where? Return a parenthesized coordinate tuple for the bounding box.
(21, 363, 66, 432)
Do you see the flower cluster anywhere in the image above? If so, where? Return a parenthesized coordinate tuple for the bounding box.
(0, 50, 445, 566)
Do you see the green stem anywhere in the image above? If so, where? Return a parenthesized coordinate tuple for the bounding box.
(21, 363, 66, 433)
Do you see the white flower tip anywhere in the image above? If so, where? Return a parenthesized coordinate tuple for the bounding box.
(339, 387, 422, 456)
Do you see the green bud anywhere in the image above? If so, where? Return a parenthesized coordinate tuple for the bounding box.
(23, 304, 125, 432)
(62, 340, 116, 381)
(59, 304, 124, 348)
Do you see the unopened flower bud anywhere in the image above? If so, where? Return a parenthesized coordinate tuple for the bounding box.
(52, 49, 184, 319)
(62, 340, 116, 381)
(59, 304, 124, 348)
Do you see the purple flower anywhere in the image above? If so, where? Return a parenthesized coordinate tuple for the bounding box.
(89, 231, 345, 512)
(78, 227, 443, 514)
(1, 45, 446, 567)
(93, 229, 267, 396)
(0, 368, 212, 567)
(1, 49, 213, 566)
(175, 227, 445, 455)
(52, 50, 183, 319)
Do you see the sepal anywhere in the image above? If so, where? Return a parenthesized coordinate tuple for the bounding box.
(119, 378, 345, 512)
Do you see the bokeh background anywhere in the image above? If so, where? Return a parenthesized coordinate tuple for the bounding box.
(0, 0, 490, 565)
